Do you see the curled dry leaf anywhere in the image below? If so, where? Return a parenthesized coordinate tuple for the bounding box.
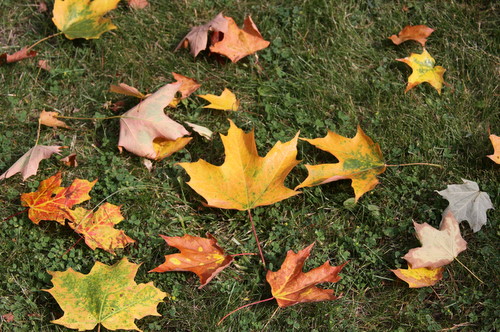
(127, 0, 149, 9)
(0, 48, 37, 65)
(403, 212, 467, 269)
(391, 264, 444, 288)
(296, 126, 386, 202)
(39, 110, 71, 129)
(487, 134, 500, 164)
(169, 72, 202, 107)
(150, 234, 234, 288)
(0, 145, 65, 181)
(20, 172, 96, 225)
(266, 243, 347, 308)
(396, 49, 446, 94)
(110, 83, 147, 99)
(198, 88, 239, 111)
(60, 153, 78, 167)
(185, 121, 213, 140)
(37, 59, 51, 71)
(388, 25, 435, 46)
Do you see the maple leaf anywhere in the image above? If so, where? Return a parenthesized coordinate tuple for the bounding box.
(388, 25, 435, 46)
(65, 203, 135, 254)
(45, 258, 166, 331)
(175, 12, 229, 57)
(150, 234, 234, 288)
(296, 125, 386, 202)
(52, 0, 120, 40)
(118, 82, 190, 159)
(0, 48, 37, 65)
(210, 16, 270, 63)
(0, 145, 65, 181)
(436, 179, 494, 232)
(488, 134, 500, 164)
(266, 243, 346, 308)
(153, 136, 193, 161)
(39, 110, 71, 129)
(169, 72, 202, 107)
(110, 83, 147, 99)
(403, 212, 467, 269)
(396, 49, 446, 94)
(20, 172, 96, 225)
(391, 264, 444, 288)
(177, 120, 300, 210)
(198, 88, 239, 111)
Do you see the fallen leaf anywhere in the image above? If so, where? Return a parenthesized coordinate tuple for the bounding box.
(142, 158, 153, 171)
(150, 234, 234, 288)
(210, 16, 270, 63)
(153, 136, 193, 161)
(39, 110, 71, 129)
(38, 1, 48, 12)
(65, 203, 135, 254)
(266, 243, 346, 308)
(169, 72, 201, 107)
(1, 313, 15, 323)
(177, 120, 300, 210)
(185, 121, 213, 140)
(391, 264, 443, 288)
(60, 153, 77, 167)
(127, 0, 148, 9)
(198, 88, 239, 111)
(20, 172, 96, 225)
(296, 126, 386, 202)
(403, 212, 467, 269)
(388, 25, 435, 46)
(487, 134, 500, 164)
(118, 82, 190, 159)
(436, 179, 494, 232)
(175, 12, 229, 57)
(0, 48, 37, 65)
(45, 258, 166, 331)
(37, 59, 51, 71)
(110, 83, 147, 99)
(396, 49, 446, 94)
(52, 0, 120, 40)
(0, 145, 64, 181)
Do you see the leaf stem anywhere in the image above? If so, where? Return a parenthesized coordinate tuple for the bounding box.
(230, 253, 257, 257)
(26, 32, 63, 51)
(34, 118, 42, 146)
(385, 162, 443, 168)
(248, 209, 266, 267)
(55, 115, 124, 121)
(454, 257, 484, 284)
(217, 297, 275, 326)
(1, 208, 29, 223)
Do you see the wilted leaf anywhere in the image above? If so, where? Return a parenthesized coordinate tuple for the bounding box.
(39, 110, 71, 129)
(391, 264, 443, 288)
(169, 72, 202, 107)
(45, 258, 166, 331)
(266, 243, 346, 308)
(388, 25, 435, 46)
(150, 234, 234, 288)
(153, 136, 193, 161)
(118, 82, 190, 159)
(127, 0, 148, 9)
(60, 153, 78, 167)
(110, 83, 147, 99)
(65, 203, 135, 254)
(175, 12, 229, 57)
(20, 172, 96, 225)
(403, 212, 467, 269)
(488, 134, 500, 164)
(0, 145, 65, 181)
(177, 120, 300, 210)
(37, 59, 51, 71)
(209, 16, 270, 63)
(436, 179, 494, 232)
(198, 88, 239, 111)
(396, 49, 446, 94)
(0, 48, 37, 65)
(52, 0, 120, 40)
(296, 126, 386, 202)
(185, 121, 213, 140)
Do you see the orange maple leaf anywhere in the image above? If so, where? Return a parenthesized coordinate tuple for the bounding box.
(403, 212, 467, 269)
(65, 203, 135, 254)
(20, 172, 97, 225)
(296, 126, 386, 202)
(391, 264, 444, 288)
(169, 72, 202, 107)
(487, 134, 500, 164)
(177, 120, 300, 210)
(209, 16, 270, 63)
(150, 234, 234, 288)
(388, 25, 435, 46)
(266, 243, 347, 308)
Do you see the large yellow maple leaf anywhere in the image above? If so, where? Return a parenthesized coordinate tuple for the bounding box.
(296, 126, 386, 202)
(397, 49, 446, 94)
(177, 120, 300, 210)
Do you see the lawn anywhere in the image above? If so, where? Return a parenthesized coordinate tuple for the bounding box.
(0, 0, 498, 331)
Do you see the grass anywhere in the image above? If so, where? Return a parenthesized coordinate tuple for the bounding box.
(1, 0, 499, 331)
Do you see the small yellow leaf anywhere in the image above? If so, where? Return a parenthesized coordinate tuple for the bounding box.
(198, 88, 239, 111)
(396, 49, 446, 94)
(153, 137, 193, 161)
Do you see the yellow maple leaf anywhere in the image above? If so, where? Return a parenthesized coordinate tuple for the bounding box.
(396, 49, 446, 94)
(391, 264, 444, 288)
(487, 134, 500, 164)
(177, 120, 300, 210)
(198, 88, 239, 111)
(52, 0, 120, 40)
